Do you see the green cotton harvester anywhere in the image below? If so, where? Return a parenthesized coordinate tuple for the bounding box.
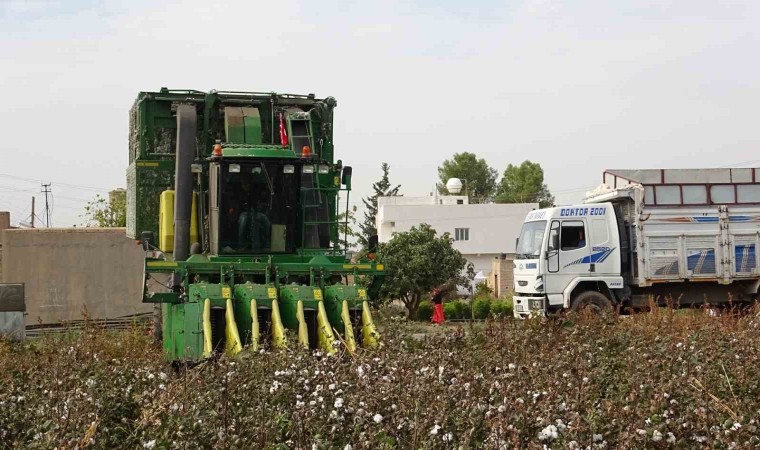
(126, 88, 383, 361)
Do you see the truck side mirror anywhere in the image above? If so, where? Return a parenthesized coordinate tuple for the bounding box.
(551, 233, 559, 251)
(341, 166, 352, 189)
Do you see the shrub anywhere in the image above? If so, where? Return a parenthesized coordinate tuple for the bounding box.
(473, 299, 491, 319)
(417, 301, 433, 321)
(441, 301, 470, 320)
(490, 299, 514, 317)
(454, 301, 471, 320)
(474, 282, 493, 299)
(443, 302, 458, 319)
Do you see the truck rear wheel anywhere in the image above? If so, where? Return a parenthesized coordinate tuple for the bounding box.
(571, 291, 612, 315)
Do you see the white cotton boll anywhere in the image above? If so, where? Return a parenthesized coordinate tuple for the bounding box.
(373, 414, 383, 424)
(537, 424, 558, 441)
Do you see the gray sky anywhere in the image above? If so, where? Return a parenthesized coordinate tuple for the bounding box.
(1, 0, 759, 227)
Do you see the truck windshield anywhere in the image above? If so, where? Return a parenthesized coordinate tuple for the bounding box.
(219, 162, 299, 254)
(516, 220, 546, 259)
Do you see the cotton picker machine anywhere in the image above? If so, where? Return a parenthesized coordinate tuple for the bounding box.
(126, 89, 383, 361)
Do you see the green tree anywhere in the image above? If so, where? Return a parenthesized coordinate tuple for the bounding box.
(379, 224, 468, 319)
(494, 161, 555, 208)
(82, 191, 126, 227)
(334, 205, 361, 250)
(437, 152, 498, 203)
(359, 163, 400, 249)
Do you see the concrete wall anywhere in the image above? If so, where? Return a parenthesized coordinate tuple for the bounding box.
(488, 255, 515, 298)
(464, 254, 499, 280)
(1, 228, 150, 325)
(0, 211, 11, 282)
(0, 212, 9, 231)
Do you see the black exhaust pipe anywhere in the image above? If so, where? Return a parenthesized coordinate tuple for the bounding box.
(173, 104, 197, 267)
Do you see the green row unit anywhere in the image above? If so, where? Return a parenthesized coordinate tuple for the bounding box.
(161, 282, 376, 360)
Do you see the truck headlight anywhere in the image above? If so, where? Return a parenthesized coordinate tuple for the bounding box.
(534, 275, 544, 292)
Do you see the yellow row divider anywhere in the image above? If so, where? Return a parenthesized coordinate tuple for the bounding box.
(270, 299, 287, 350)
(361, 300, 380, 349)
(316, 300, 337, 355)
(202, 298, 212, 358)
(224, 298, 242, 355)
(340, 299, 357, 353)
(296, 300, 309, 350)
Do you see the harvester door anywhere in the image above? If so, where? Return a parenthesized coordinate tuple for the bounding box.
(209, 163, 220, 254)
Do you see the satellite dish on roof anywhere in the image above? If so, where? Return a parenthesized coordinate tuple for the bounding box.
(446, 178, 463, 194)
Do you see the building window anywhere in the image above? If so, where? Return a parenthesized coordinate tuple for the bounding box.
(454, 227, 470, 241)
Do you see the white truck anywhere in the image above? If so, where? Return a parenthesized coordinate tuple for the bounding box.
(513, 168, 760, 317)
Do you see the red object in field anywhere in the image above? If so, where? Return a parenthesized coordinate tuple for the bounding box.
(432, 303, 445, 324)
(279, 113, 289, 146)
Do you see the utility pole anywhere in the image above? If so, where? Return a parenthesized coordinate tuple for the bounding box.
(31, 196, 35, 228)
(41, 183, 52, 227)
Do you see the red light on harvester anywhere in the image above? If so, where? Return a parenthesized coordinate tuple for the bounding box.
(212, 143, 223, 158)
(301, 146, 311, 157)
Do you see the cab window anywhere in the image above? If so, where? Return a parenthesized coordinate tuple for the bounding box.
(561, 221, 586, 251)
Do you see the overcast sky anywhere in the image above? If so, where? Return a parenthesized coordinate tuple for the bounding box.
(1, 0, 759, 227)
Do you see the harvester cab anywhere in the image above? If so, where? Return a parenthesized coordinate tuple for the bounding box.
(127, 89, 383, 361)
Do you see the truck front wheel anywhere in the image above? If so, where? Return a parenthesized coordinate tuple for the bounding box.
(570, 291, 612, 315)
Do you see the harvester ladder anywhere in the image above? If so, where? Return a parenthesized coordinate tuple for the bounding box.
(289, 118, 313, 145)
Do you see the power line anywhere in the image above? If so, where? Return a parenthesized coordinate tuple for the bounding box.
(0, 173, 111, 192)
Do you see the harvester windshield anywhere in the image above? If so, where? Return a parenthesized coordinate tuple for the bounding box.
(219, 162, 300, 254)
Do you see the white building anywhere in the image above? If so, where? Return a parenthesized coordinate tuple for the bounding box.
(376, 195, 538, 276)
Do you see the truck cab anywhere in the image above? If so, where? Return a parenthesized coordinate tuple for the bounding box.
(513, 205, 624, 317)
(513, 168, 760, 318)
